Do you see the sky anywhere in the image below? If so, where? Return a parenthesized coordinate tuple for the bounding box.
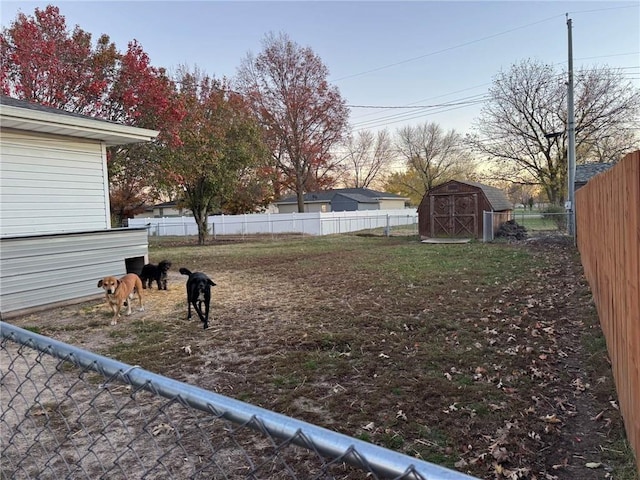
(2, 0, 639, 136)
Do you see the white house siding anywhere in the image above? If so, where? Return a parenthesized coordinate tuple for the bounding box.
(355, 204, 378, 211)
(378, 199, 407, 210)
(0, 130, 109, 237)
(0, 228, 148, 318)
(277, 202, 329, 214)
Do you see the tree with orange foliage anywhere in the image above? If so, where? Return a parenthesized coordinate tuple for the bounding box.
(236, 32, 350, 212)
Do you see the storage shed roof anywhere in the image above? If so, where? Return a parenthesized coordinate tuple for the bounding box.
(433, 180, 513, 212)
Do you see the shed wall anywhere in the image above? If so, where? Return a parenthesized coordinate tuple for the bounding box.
(0, 129, 110, 236)
(0, 229, 148, 317)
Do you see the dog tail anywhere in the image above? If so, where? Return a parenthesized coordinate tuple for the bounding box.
(179, 267, 192, 276)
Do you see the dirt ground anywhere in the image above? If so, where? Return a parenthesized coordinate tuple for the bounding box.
(5, 235, 637, 480)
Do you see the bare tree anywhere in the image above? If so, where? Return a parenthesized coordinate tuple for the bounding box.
(341, 129, 395, 188)
(235, 32, 350, 212)
(470, 60, 640, 204)
(396, 121, 475, 192)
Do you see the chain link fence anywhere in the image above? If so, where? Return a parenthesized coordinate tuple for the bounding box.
(1, 322, 477, 480)
(483, 210, 572, 242)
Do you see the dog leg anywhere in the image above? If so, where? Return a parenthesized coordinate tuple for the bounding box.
(194, 300, 209, 329)
(111, 307, 120, 326)
(137, 291, 144, 312)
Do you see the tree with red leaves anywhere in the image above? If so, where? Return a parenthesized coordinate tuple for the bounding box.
(160, 67, 269, 244)
(236, 32, 350, 212)
(1, 5, 185, 225)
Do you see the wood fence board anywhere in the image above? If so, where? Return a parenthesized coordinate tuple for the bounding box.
(576, 151, 640, 472)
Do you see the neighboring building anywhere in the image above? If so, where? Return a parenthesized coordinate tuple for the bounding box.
(575, 162, 614, 191)
(0, 96, 159, 318)
(274, 188, 408, 214)
(418, 180, 512, 239)
(133, 201, 191, 219)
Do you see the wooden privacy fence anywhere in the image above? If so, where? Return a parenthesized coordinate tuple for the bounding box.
(575, 151, 640, 472)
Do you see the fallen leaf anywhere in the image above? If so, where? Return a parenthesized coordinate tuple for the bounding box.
(541, 414, 561, 424)
(152, 423, 174, 436)
(585, 462, 602, 469)
(491, 445, 510, 463)
(454, 459, 468, 468)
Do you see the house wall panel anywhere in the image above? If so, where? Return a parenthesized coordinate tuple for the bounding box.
(0, 229, 148, 317)
(378, 199, 406, 210)
(0, 130, 109, 237)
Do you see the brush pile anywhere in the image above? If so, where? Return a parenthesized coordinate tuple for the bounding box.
(496, 219, 528, 240)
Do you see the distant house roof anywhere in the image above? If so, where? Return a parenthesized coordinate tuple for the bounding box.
(155, 201, 179, 208)
(275, 188, 407, 205)
(0, 95, 158, 146)
(575, 162, 614, 187)
(452, 180, 513, 211)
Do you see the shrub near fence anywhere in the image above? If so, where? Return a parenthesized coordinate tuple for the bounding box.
(0, 322, 478, 480)
(575, 151, 640, 473)
(128, 210, 418, 238)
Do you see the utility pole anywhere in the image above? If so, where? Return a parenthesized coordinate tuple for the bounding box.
(566, 15, 576, 243)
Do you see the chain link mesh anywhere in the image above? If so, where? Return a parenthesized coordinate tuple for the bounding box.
(1, 322, 477, 480)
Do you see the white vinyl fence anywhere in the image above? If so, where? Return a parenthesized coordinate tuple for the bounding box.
(128, 210, 418, 237)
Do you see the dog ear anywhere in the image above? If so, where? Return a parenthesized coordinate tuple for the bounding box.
(97, 279, 103, 288)
(209, 280, 216, 286)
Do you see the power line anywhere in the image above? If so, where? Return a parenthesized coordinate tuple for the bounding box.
(330, 13, 565, 83)
(567, 3, 639, 15)
(347, 63, 640, 132)
(347, 99, 487, 109)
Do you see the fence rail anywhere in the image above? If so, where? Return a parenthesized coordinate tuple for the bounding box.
(482, 211, 569, 242)
(1, 321, 477, 480)
(575, 151, 640, 473)
(127, 210, 418, 238)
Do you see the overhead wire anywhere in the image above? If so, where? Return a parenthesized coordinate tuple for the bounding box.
(331, 3, 639, 133)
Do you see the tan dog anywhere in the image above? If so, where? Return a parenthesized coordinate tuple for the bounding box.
(97, 273, 145, 325)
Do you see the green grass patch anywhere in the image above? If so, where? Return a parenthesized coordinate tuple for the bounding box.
(105, 321, 167, 364)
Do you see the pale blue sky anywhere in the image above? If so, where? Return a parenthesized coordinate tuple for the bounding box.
(2, 1, 639, 135)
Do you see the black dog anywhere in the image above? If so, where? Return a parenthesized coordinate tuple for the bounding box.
(140, 260, 172, 290)
(179, 267, 216, 329)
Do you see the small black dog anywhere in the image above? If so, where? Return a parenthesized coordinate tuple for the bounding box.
(140, 260, 172, 290)
(179, 267, 216, 329)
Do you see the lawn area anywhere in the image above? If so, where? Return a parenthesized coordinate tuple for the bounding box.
(13, 234, 636, 480)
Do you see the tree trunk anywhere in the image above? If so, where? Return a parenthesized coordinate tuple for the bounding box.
(193, 207, 208, 245)
(296, 176, 305, 213)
